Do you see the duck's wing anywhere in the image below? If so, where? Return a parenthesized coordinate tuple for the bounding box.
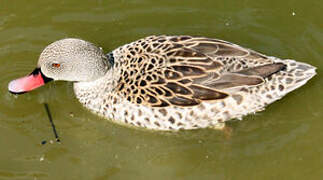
(116, 35, 285, 107)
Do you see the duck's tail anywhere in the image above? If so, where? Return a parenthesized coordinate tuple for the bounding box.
(271, 58, 316, 97)
(214, 57, 316, 121)
(226, 58, 316, 120)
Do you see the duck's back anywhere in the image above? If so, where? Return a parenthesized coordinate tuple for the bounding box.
(75, 35, 316, 130)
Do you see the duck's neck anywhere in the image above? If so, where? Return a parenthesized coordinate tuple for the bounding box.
(73, 67, 120, 111)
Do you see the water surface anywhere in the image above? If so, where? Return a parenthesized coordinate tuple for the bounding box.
(0, 0, 322, 179)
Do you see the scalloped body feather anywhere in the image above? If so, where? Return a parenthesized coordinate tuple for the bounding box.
(74, 35, 316, 131)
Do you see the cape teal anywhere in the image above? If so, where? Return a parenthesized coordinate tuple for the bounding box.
(8, 35, 316, 131)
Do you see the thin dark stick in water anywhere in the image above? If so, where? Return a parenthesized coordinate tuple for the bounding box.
(43, 103, 60, 142)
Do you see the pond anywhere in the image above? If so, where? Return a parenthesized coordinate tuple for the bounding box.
(0, 0, 322, 179)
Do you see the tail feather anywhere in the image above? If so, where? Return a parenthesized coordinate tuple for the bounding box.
(238, 63, 286, 78)
(217, 57, 316, 120)
(246, 57, 316, 108)
(275, 58, 316, 95)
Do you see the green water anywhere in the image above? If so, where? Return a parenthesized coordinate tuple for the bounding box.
(0, 0, 322, 179)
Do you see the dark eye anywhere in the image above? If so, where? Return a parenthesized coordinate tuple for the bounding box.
(52, 63, 61, 68)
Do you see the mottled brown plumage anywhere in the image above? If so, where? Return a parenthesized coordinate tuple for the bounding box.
(112, 36, 288, 108)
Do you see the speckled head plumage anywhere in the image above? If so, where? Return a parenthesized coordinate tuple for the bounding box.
(38, 38, 111, 82)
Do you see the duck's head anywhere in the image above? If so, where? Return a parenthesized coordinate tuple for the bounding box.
(8, 38, 111, 94)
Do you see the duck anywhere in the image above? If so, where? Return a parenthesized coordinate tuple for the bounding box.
(8, 35, 316, 131)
